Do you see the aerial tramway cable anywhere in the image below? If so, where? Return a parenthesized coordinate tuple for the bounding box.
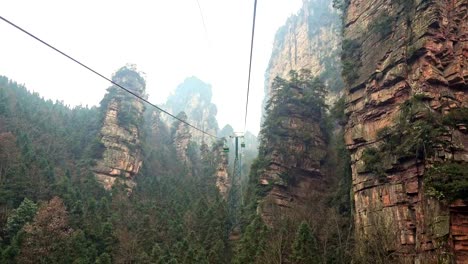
(0, 15, 220, 139)
(195, 0, 209, 43)
(227, 0, 258, 231)
(243, 0, 258, 132)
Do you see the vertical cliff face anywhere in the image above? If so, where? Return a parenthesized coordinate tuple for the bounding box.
(258, 0, 342, 225)
(164, 77, 218, 145)
(93, 66, 146, 190)
(172, 112, 193, 172)
(258, 80, 328, 225)
(342, 0, 467, 262)
(265, 0, 342, 108)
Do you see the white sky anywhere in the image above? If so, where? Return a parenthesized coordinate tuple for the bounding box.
(0, 0, 302, 135)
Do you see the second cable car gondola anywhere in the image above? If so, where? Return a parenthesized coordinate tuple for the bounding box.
(222, 140, 230, 153)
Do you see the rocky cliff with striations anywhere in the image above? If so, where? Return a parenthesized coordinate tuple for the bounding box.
(342, 0, 467, 262)
(264, 0, 342, 110)
(258, 0, 341, 226)
(164, 77, 218, 145)
(258, 70, 329, 226)
(92, 66, 146, 190)
(172, 112, 193, 172)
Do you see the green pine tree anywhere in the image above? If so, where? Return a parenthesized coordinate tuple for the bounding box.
(151, 244, 165, 263)
(68, 229, 92, 263)
(290, 221, 319, 264)
(234, 215, 268, 264)
(95, 253, 111, 264)
(1, 231, 24, 264)
(5, 198, 37, 240)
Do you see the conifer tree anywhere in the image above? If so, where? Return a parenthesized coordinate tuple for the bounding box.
(95, 253, 111, 264)
(68, 229, 92, 263)
(290, 221, 319, 264)
(234, 215, 268, 264)
(5, 198, 37, 241)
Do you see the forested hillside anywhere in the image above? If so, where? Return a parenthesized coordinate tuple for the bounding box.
(0, 71, 231, 263)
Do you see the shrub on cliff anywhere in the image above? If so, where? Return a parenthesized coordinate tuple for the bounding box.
(425, 162, 468, 202)
(369, 14, 393, 38)
(341, 39, 362, 85)
(261, 69, 328, 152)
(363, 96, 449, 178)
(332, 0, 350, 13)
(442, 107, 468, 127)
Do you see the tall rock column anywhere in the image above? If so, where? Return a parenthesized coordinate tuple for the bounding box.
(93, 66, 146, 190)
(257, 71, 328, 226)
(264, 0, 342, 111)
(342, 0, 467, 262)
(258, 0, 341, 226)
(172, 112, 193, 174)
(164, 77, 218, 145)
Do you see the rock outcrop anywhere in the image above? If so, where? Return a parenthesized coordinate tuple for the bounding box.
(93, 66, 146, 190)
(258, 108, 327, 226)
(172, 112, 193, 173)
(264, 0, 342, 110)
(258, 0, 341, 226)
(164, 77, 218, 145)
(342, 0, 468, 262)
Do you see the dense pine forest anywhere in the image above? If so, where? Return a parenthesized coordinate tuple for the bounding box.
(0, 75, 230, 263)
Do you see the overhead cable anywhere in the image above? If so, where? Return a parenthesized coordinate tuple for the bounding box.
(0, 15, 219, 139)
(243, 0, 258, 132)
(195, 0, 209, 42)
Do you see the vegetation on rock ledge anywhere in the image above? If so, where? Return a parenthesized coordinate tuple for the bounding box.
(425, 162, 468, 202)
(362, 96, 449, 178)
(362, 96, 468, 204)
(341, 39, 362, 85)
